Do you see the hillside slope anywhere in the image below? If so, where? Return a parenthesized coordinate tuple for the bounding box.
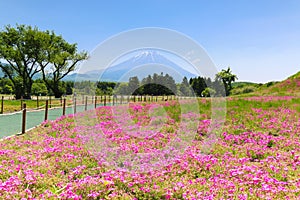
(252, 71, 300, 96)
(231, 71, 300, 96)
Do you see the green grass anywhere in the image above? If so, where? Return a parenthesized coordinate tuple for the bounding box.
(0, 99, 64, 113)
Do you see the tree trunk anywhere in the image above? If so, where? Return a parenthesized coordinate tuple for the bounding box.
(52, 84, 63, 98)
(24, 81, 32, 99)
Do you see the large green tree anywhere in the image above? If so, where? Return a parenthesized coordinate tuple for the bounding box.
(0, 24, 86, 99)
(38, 34, 87, 98)
(0, 25, 46, 99)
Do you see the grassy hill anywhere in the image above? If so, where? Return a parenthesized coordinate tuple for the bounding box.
(231, 71, 300, 96)
(262, 71, 300, 96)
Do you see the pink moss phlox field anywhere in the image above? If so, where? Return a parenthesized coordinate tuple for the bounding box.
(0, 98, 299, 199)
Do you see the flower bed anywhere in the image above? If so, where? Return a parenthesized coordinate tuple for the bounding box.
(0, 98, 299, 199)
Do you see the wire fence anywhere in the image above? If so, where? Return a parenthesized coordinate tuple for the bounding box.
(0, 95, 180, 139)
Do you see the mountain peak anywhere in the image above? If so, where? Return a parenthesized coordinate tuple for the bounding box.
(133, 50, 161, 62)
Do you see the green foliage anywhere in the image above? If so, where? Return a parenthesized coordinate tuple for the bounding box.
(189, 76, 208, 96)
(179, 76, 193, 96)
(0, 78, 13, 94)
(127, 76, 141, 95)
(140, 73, 177, 95)
(1, 84, 13, 94)
(0, 25, 45, 99)
(38, 31, 87, 98)
(32, 82, 48, 96)
(267, 140, 274, 148)
(201, 87, 216, 97)
(74, 81, 97, 95)
(265, 81, 274, 87)
(123, 73, 177, 96)
(231, 85, 257, 95)
(216, 67, 238, 96)
(115, 82, 128, 95)
(96, 81, 116, 95)
(0, 24, 86, 99)
(232, 82, 258, 88)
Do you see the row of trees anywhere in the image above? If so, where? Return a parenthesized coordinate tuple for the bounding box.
(113, 68, 237, 97)
(0, 67, 238, 97)
(115, 73, 177, 96)
(0, 24, 87, 99)
(0, 77, 74, 96)
(188, 67, 237, 96)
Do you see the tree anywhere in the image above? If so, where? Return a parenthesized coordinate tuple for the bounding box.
(179, 76, 192, 96)
(139, 73, 177, 95)
(32, 82, 48, 96)
(0, 24, 86, 99)
(189, 76, 207, 96)
(0, 77, 13, 94)
(38, 34, 87, 98)
(201, 87, 216, 97)
(216, 67, 238, 96)
(0, 25, 46, 99)
(65, 81, 74, 95)
(74, 81, 96, 95)
(128, 76, 140, 95)
(141, 75, 153, 95)
(163, 73, 177, 95)
(115, 82, 128, 95)
(96, 81, 116, 95)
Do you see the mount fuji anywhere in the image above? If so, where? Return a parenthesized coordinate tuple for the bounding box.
(64, 51, 197, 82)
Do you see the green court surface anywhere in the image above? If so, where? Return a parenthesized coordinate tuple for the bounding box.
(0, 103, 108, 139)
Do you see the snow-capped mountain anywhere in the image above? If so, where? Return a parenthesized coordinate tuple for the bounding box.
(64, 50, 197, 82)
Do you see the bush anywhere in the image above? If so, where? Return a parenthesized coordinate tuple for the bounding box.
(32, 82, 48, 96)
(242, 86, 256, 94)
(1, 84, 13, 94)
(201, 87, 216, 97)
(266, 82, 274, 87)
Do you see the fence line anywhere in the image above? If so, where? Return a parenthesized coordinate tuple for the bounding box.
(1, 95, 188, 139)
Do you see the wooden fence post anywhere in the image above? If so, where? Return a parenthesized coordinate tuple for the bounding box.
(104, 96, 106, 106)
(94, 96, 97, 108)
(63, 98, 66, 116)
(74, 96, 77, 114)
(1, 96, 3, 114)
(22, 103, 26, 134)
(85, 96, 88, 111)
(44, 100, 48, 121)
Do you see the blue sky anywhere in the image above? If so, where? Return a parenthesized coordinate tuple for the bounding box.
(0, 0, 300, 83)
